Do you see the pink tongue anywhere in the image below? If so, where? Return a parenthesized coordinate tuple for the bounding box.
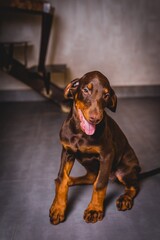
(78, 109, 95, 135)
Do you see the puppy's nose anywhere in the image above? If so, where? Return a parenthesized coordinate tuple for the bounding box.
(89, 115, 101, 125)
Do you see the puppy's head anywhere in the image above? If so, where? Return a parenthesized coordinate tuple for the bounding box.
(64, 71, 117, 135)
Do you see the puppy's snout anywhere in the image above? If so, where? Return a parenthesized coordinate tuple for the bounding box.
(89, 113, 102, 125)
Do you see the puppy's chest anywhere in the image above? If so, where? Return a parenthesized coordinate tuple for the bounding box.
(61, 134, 100, 154)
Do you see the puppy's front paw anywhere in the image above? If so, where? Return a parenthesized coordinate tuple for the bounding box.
(116, 195, 133, 211)
(49, 203, 65, 225)
(83, 208, 104, 223)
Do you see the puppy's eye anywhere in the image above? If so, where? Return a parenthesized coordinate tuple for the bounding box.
(83, 87, 89, 94)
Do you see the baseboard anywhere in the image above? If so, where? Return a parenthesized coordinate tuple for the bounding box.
(0, 85, 160, 102)
(113, 85, 160, 98)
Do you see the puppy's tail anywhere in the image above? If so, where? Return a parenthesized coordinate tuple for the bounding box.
(138, 167, 160, 180)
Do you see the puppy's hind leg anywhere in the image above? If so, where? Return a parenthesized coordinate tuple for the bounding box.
(116, 170, 140, 211)
(68, 160, 99, 186)
(69, 171, 97, 186)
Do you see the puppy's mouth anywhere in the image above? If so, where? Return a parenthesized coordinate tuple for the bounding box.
(78, 109, 96, 135)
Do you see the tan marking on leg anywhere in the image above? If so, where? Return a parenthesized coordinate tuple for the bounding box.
(83, 180, 107, 223)
(116, 186, 138, 211)
(116, 173, 139, 211)
(125, 186, 138, 199)
(68, 172, 97, 186)
(50, 161, 74, 225)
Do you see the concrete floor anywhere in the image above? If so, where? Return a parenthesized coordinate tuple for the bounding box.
(0, 98, 160, 240)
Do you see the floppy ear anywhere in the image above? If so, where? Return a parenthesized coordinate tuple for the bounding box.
(64, 78, 80, 99)
(107, 87, 117, 112)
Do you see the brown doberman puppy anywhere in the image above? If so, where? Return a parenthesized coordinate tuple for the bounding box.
(49, 70, 141, 224)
